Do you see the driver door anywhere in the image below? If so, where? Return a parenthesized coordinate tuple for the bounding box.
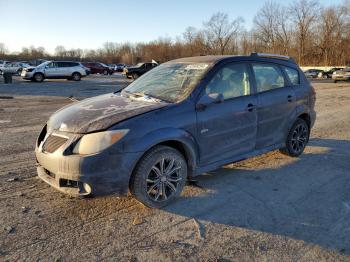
(196, 62, 258, 165)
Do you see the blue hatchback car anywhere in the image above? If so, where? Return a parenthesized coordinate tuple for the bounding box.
(35, 53, 316, 208)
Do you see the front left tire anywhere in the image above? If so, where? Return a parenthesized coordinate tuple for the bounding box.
(130, 145, 188, 208)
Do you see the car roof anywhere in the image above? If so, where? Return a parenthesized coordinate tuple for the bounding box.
(167, 53, 297, 66)
(168, 55, 235, 64)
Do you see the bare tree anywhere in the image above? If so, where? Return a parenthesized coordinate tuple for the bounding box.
(202, 12, 243, 55)
(289, 0, 321, 65)
(0, 43, 8, 56)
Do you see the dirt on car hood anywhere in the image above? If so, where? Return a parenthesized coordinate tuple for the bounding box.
(47, 93, 167, 134)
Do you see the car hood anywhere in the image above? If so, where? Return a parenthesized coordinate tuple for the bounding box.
(47, 93, 167, 134)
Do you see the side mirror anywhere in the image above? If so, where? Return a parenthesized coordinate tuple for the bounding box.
(196, 93, 224, 110)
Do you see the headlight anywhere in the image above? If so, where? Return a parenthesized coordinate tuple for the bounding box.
(73, 129, 129, 155)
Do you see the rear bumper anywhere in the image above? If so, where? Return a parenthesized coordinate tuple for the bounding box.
(35, 145, 140, 197)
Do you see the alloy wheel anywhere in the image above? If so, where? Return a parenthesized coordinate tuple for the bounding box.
(290, 123, 308, 154)
(146, 157, 182, 202)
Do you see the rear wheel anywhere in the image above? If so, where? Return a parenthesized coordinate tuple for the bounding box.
(33, 73, 44, 82)
(103, 69, 108, 75)
(280, 118, 309, 157)
(130, 146, 187, 208)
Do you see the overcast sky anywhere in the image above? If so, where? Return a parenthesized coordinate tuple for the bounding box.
(0, 0, 344, 53)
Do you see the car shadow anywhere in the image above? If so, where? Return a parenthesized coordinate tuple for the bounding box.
(165, 138, 350, 254)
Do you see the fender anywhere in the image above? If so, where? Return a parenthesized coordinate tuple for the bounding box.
(122, 127, 199, 171)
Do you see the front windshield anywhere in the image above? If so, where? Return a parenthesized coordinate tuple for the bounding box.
(37, 61, 50, 67)
(123, 63, 210, 103)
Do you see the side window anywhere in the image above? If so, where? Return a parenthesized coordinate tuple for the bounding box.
(283, 66, 300, 85)
(56, 62, 66, 67)
(206, 63, 251, 100)
(252, 64, 285, 93)
(47, 62, 56, 68)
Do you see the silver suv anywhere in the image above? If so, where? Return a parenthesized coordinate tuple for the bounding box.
(21, 61, 88, 82)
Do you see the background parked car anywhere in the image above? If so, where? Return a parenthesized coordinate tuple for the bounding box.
(0, 62, 31, 75)
(0, 60, 10, 72)
(332, 68, 350, 82)
(123, 62, 158, 79)
(304, 69, 324, 78)
(21, 61, 88, 82)
(317, 67, 344, 78)
(82, 62, 113, 75)
(115, 63, 126, 72)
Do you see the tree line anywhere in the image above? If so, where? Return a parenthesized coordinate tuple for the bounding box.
(1, 0, 350, 66)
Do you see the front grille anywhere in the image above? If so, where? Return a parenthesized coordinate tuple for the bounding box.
(43, 135, 68, 153)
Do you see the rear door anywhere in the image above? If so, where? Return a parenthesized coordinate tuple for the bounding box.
(44, 62, 59, 77)
(252, 63, 296, 149)
(56, 62, 70, 76)
(196, 62, 258, 165)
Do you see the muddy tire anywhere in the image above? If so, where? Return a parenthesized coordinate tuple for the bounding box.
(33, 73, 44, 82)
(130, 145, 187, 208)
(280, 118, 309, 157)
(132, 73, 139, 80)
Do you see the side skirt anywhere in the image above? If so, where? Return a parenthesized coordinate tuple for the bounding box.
(192, 143, 285, 176)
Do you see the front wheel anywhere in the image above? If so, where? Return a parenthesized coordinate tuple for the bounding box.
(103, 70, 108, 75)
(72, 72, 81, 81)
(33, 73, 44, 82)
(280, 118, 309, 157)
(132, 73, 139, 80)
(130, 146, 188, 208)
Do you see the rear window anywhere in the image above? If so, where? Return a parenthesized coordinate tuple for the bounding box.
(252, 63, 285, 93)
(283, 66, 300, 85)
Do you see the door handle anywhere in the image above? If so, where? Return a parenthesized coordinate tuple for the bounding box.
(247, 103, 256, 112)
(287, 95, 293, 102)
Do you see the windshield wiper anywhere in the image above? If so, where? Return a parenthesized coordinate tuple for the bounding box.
(144, 93, 171, 103)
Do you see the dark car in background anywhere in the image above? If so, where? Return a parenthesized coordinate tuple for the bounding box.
(318, 67, 344, 79)
(304, 69, 323, 78)
(124, 62, 158, 79)
(35, 53, 316, 208)
(82, 62, 113, 75)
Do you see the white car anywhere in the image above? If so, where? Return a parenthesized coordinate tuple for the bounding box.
(0, 61, 31, 75)
(21, 61, 88, 82)
(0, 60, 10, 72)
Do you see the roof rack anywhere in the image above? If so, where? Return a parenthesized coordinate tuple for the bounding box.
(250, 52, 295, 63)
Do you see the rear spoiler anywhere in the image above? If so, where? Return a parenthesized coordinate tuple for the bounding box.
(250, 52, 296, 63)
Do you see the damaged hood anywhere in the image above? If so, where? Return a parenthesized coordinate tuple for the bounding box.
(47, 93, 167, 134)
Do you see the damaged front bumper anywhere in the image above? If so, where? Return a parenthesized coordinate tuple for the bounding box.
(35, 129, 139, 197)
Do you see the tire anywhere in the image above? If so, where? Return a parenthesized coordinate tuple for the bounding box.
(280, 118, 309, 157)
(334, 80, 337, 83)
(103, 70, 108, 75)
(33, 73, 44, 82)
(72, 72, 81, 81)
(130, 145, 188, 208)
(132, 73, 139, 80)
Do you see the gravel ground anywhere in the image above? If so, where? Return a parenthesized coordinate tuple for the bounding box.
(0, 78, 350, 261)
